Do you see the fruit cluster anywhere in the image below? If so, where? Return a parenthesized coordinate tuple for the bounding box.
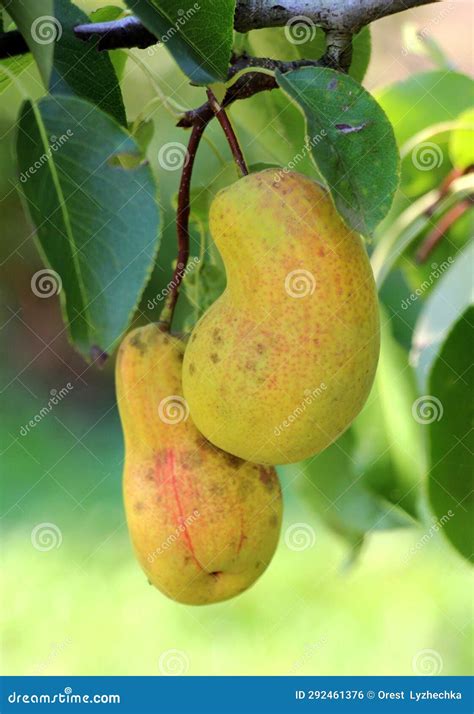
(116, 170, 380, 605)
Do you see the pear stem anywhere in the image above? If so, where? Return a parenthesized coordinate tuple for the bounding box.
(160, 90, 249, 330)
(159, 120, 208, 330)
(206, 89, 249, 177)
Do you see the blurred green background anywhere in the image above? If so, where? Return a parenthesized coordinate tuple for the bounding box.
(1, 1, 473, 676)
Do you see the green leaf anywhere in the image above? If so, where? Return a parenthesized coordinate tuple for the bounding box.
(131, 118, 155, 156)
(281, 429, 413, 548)
(427, 307, 474, 563)
(125, 0, 235, 84)
(1, 0, 55, 86)
(50, 0, 126, 126)
(89, 5, 125, 23)
(411, 243, 474, 392)
(276, 67, 399, 235)
(0, 53, 34, 94)
(450, 108, 474, 169)
(353, 313, 424, 519)
(16, 95, 159, 359)
(348, 26, 372, 83)
(376, 71, 474, 146)
(379, 269, 422, 352)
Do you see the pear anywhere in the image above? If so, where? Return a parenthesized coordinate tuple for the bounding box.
(182, 169, 380, 465)
(116, 324, 282, 605)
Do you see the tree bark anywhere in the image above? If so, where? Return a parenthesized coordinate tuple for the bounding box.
(234, 0, 442, 33)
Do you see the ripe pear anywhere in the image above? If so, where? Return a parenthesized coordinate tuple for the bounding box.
(182, 169, 380, 465)
(116, 324, 282, 605)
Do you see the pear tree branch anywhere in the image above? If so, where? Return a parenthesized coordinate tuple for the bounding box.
(0, 0, 441, 60)
(234, 0, 441, 33)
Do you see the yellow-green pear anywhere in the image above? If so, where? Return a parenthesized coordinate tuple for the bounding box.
(116, 324, 282, 605)
(182, 169, 380, 465)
